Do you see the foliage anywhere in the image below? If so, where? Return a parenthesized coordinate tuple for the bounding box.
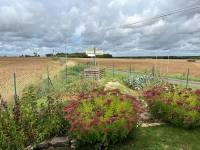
(30, 63, 93, 99)
(48, 63, 105, 98)
(122, 75, 151, 90)
(0, 85, 69, 149)
(143, 84, 200, 128)
(66, 78, 105, 96)
(122, 75, 165, 90)
(64, 89, 144, 148)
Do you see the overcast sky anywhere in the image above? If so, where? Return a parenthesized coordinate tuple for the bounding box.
(0, 0, 200, 57)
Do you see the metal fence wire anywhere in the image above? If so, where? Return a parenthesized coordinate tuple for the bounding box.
(1, 60, 200, 102)
(0, 64, 89, 102)
(104, 62, 200, 88)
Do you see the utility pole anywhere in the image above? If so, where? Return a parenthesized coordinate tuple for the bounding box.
(65, 37, 67, 62)
(94, 47, 96, 66)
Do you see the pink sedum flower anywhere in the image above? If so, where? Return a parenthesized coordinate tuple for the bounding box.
(96, 111, 103, 117)
(103, 128, 109, 133)
(129, 117, 136, 123)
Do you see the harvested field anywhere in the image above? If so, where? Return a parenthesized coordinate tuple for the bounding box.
(0, 57, 53, 72)
(69, 58, 200, 79)
(0, 57, 73, 102)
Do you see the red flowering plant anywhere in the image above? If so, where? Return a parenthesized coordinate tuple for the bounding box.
(64, 89, 144, 147)
(143, 84, 200, 128)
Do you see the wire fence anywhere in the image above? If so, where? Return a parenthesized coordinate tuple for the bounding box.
(1, 59, 200, 102)
(0, 63, 92, 102)
(104, 62, 200, 88)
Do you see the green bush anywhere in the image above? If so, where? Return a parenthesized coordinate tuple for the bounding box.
(143, 84, 200, 128)
(0, 85, 69, 149)
(64, 89, 144, 148)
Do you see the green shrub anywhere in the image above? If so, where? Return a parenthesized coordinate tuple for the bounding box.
(143, 84, 200, 128)
(0, 85, 69, 149)
(64, 89, 144, 148)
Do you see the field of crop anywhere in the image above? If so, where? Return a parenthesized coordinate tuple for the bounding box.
(0, 57, 68, 102)
(69, 58, 200, 78)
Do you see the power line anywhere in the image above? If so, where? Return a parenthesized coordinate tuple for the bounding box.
(53, 3, 200, 51)
(66, 3, 200, 38)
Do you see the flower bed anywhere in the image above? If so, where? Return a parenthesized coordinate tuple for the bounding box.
(143, 84, 200, 128)
(64, 89, 144, 148)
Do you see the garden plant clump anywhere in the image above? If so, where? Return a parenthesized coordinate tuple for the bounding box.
(0, 85, 69, 149)
(123, 75, 151, 90)
(122, 75, 166, 91)
(143, 84, 200, 128)
(64, 88, 145, 148)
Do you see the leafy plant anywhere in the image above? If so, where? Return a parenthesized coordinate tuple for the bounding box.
(0, 95, 26, 149)
(64, 89, 144, 148)
(143, 84, 200, 128)
(123, 75, 150, 90)
(0, 85, 69, 149)
(123, 75, 167, 90)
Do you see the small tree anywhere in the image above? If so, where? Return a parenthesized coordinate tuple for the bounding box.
(33, 52, 38, 57)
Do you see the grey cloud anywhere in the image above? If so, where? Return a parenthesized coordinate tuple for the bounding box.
(0, 0, 200, 56)
(178, 14, 200, 34)
(189, 38, 200, 44)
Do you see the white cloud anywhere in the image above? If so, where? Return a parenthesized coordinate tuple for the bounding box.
(108, 0, 114, 8)
(90, 6, 99, 14)
(74, 23, 86, 35)
(178, 14, 200, 34)
(69, 7, 78, 15)
(140, 19, 165, 36)
(108, 0, 129, 8)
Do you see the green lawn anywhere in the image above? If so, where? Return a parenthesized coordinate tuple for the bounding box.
(75, 124, 200, 150)
(112, 124, 200, 150)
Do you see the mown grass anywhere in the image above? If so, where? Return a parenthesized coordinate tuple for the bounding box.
(74, 123, 200, 150)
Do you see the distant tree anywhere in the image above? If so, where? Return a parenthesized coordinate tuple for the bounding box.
(46, 52, 113, 58)
(33, 52, 38, 57)
(46, 54, 53, 57)
(25, 55, 31, 57)
(56, 53, 65, 57)
(97, 53, 112, 58)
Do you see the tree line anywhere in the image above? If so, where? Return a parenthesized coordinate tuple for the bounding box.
(46, 52, 112, 58)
